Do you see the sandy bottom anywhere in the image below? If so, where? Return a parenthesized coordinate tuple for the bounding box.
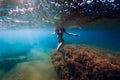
(0, 47, 59, 80)
(2, 61, 58, 80)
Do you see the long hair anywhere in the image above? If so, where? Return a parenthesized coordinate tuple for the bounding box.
(55, 22, 65, 34)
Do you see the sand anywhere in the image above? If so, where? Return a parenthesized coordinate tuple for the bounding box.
(0, 47, 59, 80)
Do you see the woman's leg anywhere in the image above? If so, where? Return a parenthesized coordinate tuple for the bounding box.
(57, 41, 63, 51)
(57, 41, 66, 61)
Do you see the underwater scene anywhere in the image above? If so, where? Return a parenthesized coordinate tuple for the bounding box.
(0, 0, 120, 80)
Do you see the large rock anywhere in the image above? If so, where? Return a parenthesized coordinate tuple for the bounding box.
(51, 44, 120, 80)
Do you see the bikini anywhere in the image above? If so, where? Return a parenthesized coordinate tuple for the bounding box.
(56, 28, 65, 43)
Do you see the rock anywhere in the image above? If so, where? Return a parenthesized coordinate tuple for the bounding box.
(51, 44, 120, 80)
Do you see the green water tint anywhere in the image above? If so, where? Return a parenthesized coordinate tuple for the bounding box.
(1, 61, 58, 80)
(0, 47, 59, 80)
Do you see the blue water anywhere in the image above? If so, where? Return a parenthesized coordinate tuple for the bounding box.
(65, 29, 120, 51)
(0, 29, 55, 60)
(0, 2, 120, 80)
(0, 28, 120, 60)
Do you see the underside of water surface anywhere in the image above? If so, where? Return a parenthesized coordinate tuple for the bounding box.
(0, 0, 120, 80)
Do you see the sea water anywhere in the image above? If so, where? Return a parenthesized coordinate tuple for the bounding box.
(0, 2, 120, 80)
(0, 25, 120, 80)
(0, 29, 59, 80)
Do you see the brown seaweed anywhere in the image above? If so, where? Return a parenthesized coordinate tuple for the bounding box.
(51, 44, 120, 80)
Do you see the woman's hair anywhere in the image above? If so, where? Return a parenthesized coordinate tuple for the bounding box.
(55, 26, 65, 34)
(55, 21, 65, 34)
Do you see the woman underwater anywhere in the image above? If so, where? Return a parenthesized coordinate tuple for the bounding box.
(53, 23, 80, 51)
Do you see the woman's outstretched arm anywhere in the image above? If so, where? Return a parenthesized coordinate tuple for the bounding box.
(52, 32, 56, 34)
(65, 31, 80, 36)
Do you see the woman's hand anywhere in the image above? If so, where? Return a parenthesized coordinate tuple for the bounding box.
(52, 32, 56, 34)
(75, 34, 80, 36)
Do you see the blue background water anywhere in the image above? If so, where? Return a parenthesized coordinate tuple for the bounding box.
(0, 27, 120, 61)
(0, 1, 120, 80)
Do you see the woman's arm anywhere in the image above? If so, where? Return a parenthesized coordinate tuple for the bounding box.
(52, 32, 56, 34)
(65, 31, 80, 36)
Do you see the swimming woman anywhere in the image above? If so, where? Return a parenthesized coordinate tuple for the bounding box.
(53, 24, 80, 51)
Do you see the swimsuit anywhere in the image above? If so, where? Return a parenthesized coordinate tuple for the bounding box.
(56, 27, 65, 43)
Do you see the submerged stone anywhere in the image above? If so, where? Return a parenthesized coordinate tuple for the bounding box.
(51, 44, 120, 80)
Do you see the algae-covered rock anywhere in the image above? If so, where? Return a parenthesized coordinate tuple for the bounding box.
(51, 44, 120, 80)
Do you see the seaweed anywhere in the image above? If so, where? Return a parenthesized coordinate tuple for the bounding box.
(51, 44, 120, 80)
